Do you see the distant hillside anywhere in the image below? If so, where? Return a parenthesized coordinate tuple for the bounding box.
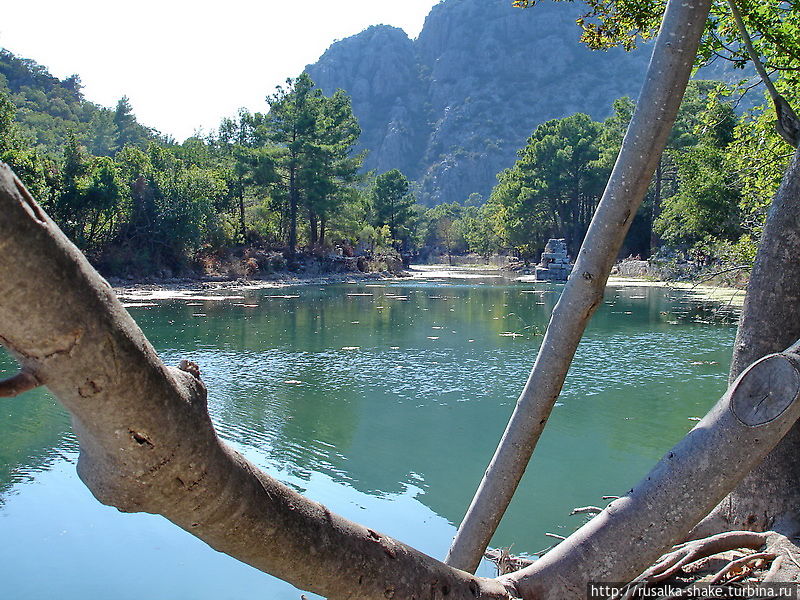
(0, 48, 155, 156)
(306, 0, 651, 205)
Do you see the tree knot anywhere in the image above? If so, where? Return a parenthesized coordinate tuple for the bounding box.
(179, 359, 202, 381)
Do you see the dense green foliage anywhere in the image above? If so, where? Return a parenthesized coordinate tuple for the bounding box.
(370, 169, 416, 249)
(1, 20, 796, 277)
(0, 54, 380, 275)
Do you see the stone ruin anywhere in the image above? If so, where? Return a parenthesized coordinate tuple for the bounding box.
(535, 238, 573, 281)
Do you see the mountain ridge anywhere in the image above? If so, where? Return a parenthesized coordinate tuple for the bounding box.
(306, 0, 651, 205)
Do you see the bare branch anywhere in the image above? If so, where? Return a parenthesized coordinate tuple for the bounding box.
(0, 370, 40, 397)
(708, 551, 775, 584)
(726, 0, 800, 146)
(570, 506, 603, 516)
(502, 347, 800, 598)
(447, 0, 715, 573)
(0, 163, 515, 600)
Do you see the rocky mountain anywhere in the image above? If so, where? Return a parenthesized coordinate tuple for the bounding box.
(306, 0, 651, 205)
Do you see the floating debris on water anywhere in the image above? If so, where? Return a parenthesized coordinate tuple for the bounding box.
(499, 332, 523, 338)
(690, 361, 719, 366)
(341, 346, 360, 351)
(192, 314, 207, 317)
(122, 302, 158, 308)
(347, 293, 373, 297)
(427, 336, 440, 340)
(264, 295, 300, 299)
(117, 291, 246, 302)
(284, 380, 303, 385)
(688, 417, 702, 421)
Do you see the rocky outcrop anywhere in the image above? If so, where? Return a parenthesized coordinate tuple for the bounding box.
(305, 0, 651, 205)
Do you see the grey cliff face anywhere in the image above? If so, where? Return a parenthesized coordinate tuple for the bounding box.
(306, 0, 650, 205)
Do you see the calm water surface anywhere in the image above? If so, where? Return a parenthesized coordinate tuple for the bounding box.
(0, 277, 737, 599)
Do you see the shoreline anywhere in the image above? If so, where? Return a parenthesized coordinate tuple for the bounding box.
(110, 266, 746, 307)
(112, 271, 402, 303)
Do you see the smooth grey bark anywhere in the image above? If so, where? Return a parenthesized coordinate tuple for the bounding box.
(504, 346, 800, 599)
(0, 163, 514, 600)
(712, 145, 800, 533)
(445, 0, 714, 573)
(4, 162, 800, 598)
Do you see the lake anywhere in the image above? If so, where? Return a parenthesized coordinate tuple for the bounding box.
(0, 275, 739, 599)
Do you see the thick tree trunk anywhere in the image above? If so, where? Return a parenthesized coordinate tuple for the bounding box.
(445, 0, 713, 573)
(0, 163, 515, 600)
(309, 209, 319, 248)
(651, 160, 663, 253)
(238, 186, 246, 244)
(287, 167, 298, 258)
(3, 162, 800, 599)
(506, 344, 800, 599)
(702, 146, 800, 534)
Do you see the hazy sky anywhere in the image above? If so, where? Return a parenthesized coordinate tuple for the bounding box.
(0, 0, 440, 141)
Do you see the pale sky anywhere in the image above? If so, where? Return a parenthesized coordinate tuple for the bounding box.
(0, 0, 440, 141)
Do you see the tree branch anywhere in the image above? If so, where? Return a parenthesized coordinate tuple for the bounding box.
(726, 0, 800, 147)
(501, 345, 800, 598)
(446, 0, 714, 573)
(0, 163, 514, 600)
(0, 370, 40, 397)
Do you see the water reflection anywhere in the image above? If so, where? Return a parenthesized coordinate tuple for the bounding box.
(0, 280, 737, 598)
(0, 354, 74, 505)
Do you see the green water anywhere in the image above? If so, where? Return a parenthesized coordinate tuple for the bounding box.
(0, 277, 737, 599)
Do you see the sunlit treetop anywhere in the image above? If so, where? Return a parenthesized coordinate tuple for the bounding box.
(512, 0, 800, 145)
(511, 0, 800, 80)
(513, 0, 662, 51)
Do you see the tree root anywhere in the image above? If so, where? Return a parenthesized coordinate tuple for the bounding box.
(485, 548, 535, 575)
(707, 551, 776, 583)
(631, 531, 769, 586)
